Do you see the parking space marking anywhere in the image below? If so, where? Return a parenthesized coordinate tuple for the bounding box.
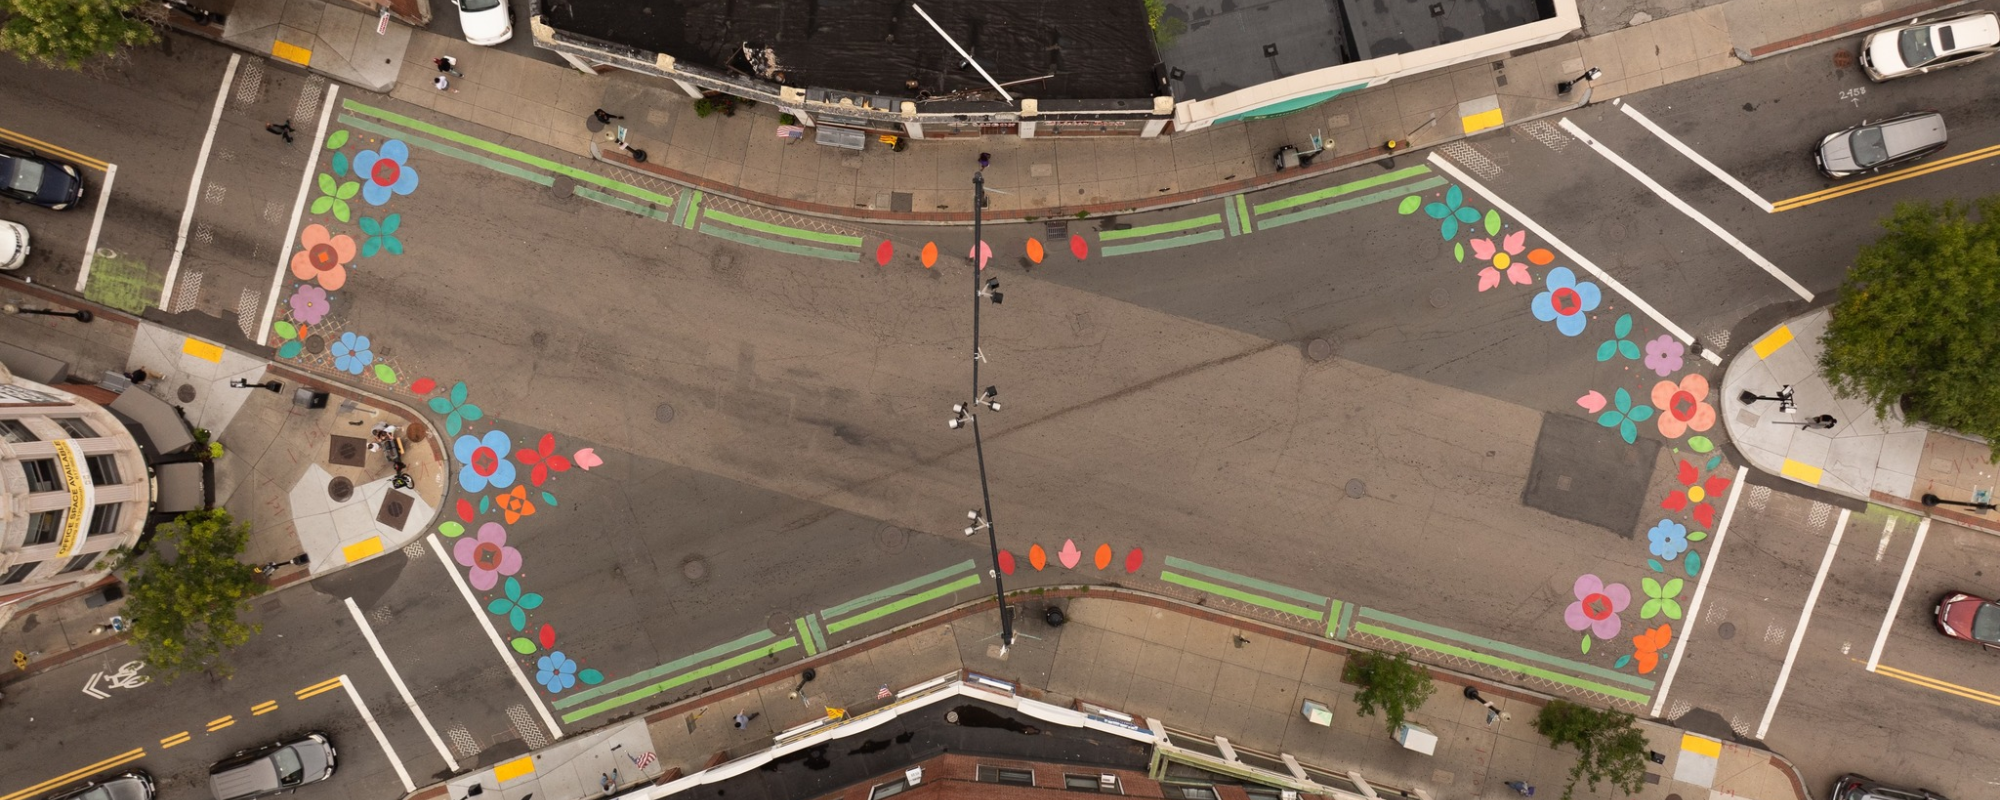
(1560, 118, 1811, 302)
(1873, 663, 2000, 707)
(0, 748, 145, 800)
(1650, 466, 1749, 717)
(428, 532, 564, 739)
(162, 54, 240, 310)
(1618, 104, 1773, 213)
(255, 83, 341, 342)
(0, 127, 109, 172)
(1429, 152, 1723, 366)
(1757, 507, 1848, 738)
(339, 673, 415, 792)
(1866, 516, 1930, 671)
(344, 597, 461, 771)
(1772, 141, 2000, 212)
(73, 165, 117, 293)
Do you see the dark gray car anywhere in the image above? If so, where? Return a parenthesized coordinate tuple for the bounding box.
(209, 733, 337, 800)
(45, 771, 154, 800)
(1814, 111, 1948, 178)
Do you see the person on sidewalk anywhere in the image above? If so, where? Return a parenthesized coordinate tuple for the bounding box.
(594, 109, 624, 124)
(266, 120, 295, 143)
(978, 152, 991, 170)
(433, 55, 463, 77)
(434, 76, 457, 93)
(733, 711, 758, 728)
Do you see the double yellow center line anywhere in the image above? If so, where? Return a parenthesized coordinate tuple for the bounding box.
(0, 127, 109, 172)
(1773, 141, 2000, 212)
(1873, 663, 2000, 707)
(0, 749, 144, 800)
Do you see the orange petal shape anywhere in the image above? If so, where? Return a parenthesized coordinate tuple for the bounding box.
(1527, 248, 1554, 266)
(921, 241, 938, 268)
(1028, 543, 1047, 570)
(1058, 539, 1081, 569)
(1093, 544, 1111, 569)
(1026, 238, 1044, 264)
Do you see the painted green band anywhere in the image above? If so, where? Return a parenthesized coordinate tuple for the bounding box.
(1253, 164, 1433, 214)
(559, 638, 799, 723)
(1223, 201, 1241, 237)
(552, 628, 777, 709)
(1235, 195, 1253, 233)
(1357, 607, 1655, 689)
(1159, 571, 1323, 621)
(825, 574, 982, 634)
(1353, 623, 1651, 703)
(793, 618, 817, 655)
(337, 114, 556, 187)
(1097, 214, 1221, 241)
(683, 190, 703, 229)
(339, 100, 676, 207)
(1336, 601, 1355, 640)
(807, 614, 828, 652)
(822, 560, 978, 620)
(1324, 600, 1344, 638)
(702, 209, 863, 246)
(699, 224, 859, 261)
(572, 186, 672, 220)
(1162, 556, 1329, 606)
(1099, 229, 1227, 257)
(1256, 178, 1447, 231)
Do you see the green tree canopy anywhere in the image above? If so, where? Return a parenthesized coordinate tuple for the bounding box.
(1345, 651, 1437, 734)
(1533, 700, 1650, 800)
(0, 0, 157, 70)
(107, 509, 263, 681)
(1821, 197, 2000, 457)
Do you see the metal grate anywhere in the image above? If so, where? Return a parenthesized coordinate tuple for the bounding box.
(295, 76, 326, 127)
(1748, 484, 1772, 511)
(448, 722, 480, 759)
(169, 271, 204, 314)
(236, 288, 260, 338)
(1518, 119, 1570, 152)
(204, 182, 226, 203)
(1807, 501, 1830, 529)
(1438, 141, 1501, 180)
(507, 704, 549, 749)
(234, 60, 265, 106)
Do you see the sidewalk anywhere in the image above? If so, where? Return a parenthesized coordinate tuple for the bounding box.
(0, 276, 444, 681)
(1721, 309, 2000, 535)
(165, 0, 1972, 225)
(405, 591, 1807, 800)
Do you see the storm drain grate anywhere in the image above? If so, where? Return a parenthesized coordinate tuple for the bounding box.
(507, 704, 548, 749)
(447, 722, 479, 759)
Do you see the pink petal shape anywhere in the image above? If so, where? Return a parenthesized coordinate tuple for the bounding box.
(1687, 402, 1717, 432)
(1577, 390, 1606, 414)
(453, 536, 480, 567)
(1502, 229, 1526, 254)
(1057, 539, 1081, 569)
(1564, 602, 1592, 632)
(1603, 582, 1631, 611)
(1477, 268, 1501, 292)
(1573, 573, 1605, 599)
(497, 546, 523, 576)
(573, 448, 602, 470)
(468, 567, 499, 591)
(1507, 264, 1532, 285)
(478, 522, 507, 546)
(1469, 238, 1497, 260)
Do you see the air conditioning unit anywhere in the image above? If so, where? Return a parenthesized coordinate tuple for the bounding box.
(905, 767, 923, 786)
(1280, 792, 1299, 800)
(1100, 775, 1118, 788)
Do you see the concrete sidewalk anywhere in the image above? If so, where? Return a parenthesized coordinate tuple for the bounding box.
(163, 0, 1974, 224)
(1721, 308, 2000, 535)
(403, 591, 1807, 800)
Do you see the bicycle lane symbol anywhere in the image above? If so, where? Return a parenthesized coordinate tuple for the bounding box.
(82, 660, 151, 699)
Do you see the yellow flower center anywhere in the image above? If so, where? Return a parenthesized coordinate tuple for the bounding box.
(1493, 252, 1511, 270)
(1687, 486, 1705, 503)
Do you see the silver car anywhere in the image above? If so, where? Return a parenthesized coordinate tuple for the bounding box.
(1861, 12, 2000, 80)
(1833, 773, 1947, 800)
(1814, 111, 1947, 178)
(209, 733, 337, 800)
(44, 771, 154, 800)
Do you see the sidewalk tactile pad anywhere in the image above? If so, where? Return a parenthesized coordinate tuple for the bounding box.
(403, 541, 427, 559)
(448, 722, 479, 759)
(508, 704, 549, 750)
(328, 436, 367, 467)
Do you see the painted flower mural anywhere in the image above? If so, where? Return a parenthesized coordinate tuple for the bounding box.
(287, 285, 330, 325)
(1631, 624, 1672, 674)
(1565, 573, 1629, 643)
(1651, 373, 1716, 439)
(1423, 185, 1483, 239)
(1646, 519, 1689, 561)
(1472, 230, 1532, 291)
(1596, 387, 1655, 444)
(428, 381, 484, 437)
(454, 522, 522, 591)
(354, 140, 421, 206)
(1530, 267, 1601, 337)
(454, 430, 517, 493)
(289, 224, 355, 291)
(329, 332, 374, 375)
(536, 651, 578, 693)
(1643, 335, 1685, 377)
(516, 433, 572, 487)
(1662, 459, 1732, 528)
(496, 485, 537, 524)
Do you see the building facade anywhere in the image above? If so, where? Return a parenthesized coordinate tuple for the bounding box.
(0, 364, 150, 627)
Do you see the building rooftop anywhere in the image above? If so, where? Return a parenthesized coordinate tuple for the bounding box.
(540, 0, 1165, 101)
(1159, 0, 1550, 102)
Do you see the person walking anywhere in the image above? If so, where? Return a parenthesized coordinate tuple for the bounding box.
(977, 152, 991, 169)
(733, 710, 758, 728)
(593, 108, 624, 124)
(434, 75, 456, 93)
(265, 120, 295, 143)
(433, 55, 462, 77)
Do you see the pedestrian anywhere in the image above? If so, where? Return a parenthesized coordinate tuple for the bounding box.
(977, 152, 991, 169)
(593, 108, 623, 124)
(1505, 780, 1535, 797)
(125, 368, 150, 385)
(733, 710, 757, 728)
(433, 55, 462, 77)
(266, 120, 295, 143)
(434, 75, 456, 93)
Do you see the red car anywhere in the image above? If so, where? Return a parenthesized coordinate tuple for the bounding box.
(1933, 592, 2000, 648)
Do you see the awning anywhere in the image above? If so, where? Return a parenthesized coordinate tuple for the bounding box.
(0, 341, 70, 385)
(110, 387, 195, 458)
(153, 462, 205, 513)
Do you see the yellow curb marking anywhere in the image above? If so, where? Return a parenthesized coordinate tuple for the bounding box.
(1461, 108, 1505, 135)
(272, 41, 312, 66)
(1752, 325, 1793, 359)
(342, 536, 384, 562)
(493, 756, 536, 783)
(182, 337, 224, 363)
(1780, 459, 1824, 485)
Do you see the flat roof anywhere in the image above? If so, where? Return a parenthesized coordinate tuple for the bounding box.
(542, 0, 1164, 100)
(1161, 0, 1549, 102)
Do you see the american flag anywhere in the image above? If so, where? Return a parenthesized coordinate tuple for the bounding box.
(634, 751, 656, 770)
(877, 685, 892, 699)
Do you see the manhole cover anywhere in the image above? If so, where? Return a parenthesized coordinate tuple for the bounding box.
(1717, 621, 1736, 640)
(681, 555, 709, 583)
(328, 476, 354, 502)
(304, 334, 325, 354)
(1832, 49, 1852, 68)
(177, 384, 197, 402)
(1345, 479, 1366, 499)
(406, 421, 428, 443)
(1428, 288, 1448, 309)
(875, 524, 909, 553)
(1306, 338, 1334, 362)
(656, 402, 676, 423)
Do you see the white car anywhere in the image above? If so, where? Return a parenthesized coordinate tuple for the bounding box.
(453, 0, 512, 46)
(0, 220, 28, 270)
(1861, 11, 2000, 80)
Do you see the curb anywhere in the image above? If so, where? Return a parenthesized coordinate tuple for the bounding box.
(1734, 0, 1980, 61)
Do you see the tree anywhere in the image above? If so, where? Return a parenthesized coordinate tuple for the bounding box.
(1344, 651, 1436, 734)
(1820, 197, 2000, 459)
(1532, 699, 1650, 800)
(106, 509, 263, 681)
(0, 0, 158, 70)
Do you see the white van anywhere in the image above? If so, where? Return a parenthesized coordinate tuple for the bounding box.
(0, 220, 26, 270)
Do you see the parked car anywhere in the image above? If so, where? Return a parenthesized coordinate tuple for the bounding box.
(1833, 774, 1947, 800)
(1933, 591, 2000, 648)
(1861, 11, 2000, 80)
(0, 142, 85, 211)
(0, 220, 28, 270)
(44, 771, 154, 800)
(209, 732, 337, 800)
(1813, 111, 1947, 178)
(452, 0, 512, 46)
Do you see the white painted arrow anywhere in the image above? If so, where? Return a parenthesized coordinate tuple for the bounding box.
(82, 671, 109, 699)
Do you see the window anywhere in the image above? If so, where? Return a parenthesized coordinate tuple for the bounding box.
(868, 778, 911, 800)
(977, 766, 1036, 787)
(61, 553, 98, 573)
(22, 458, 62, 492)
(53, 417, 97, 438)
(25, 511, 63, 545)
(1243, 786, 1285, 800)
(1163, 786, 1218, 800)
(87, 504, 121, 535)
(1066, 774, 1122, 793)
(0, 562, 39, 585)
(86, 454, 121, 486)
(0, 419, 35, 443)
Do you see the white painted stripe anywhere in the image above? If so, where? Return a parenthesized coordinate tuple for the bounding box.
(1874, 516, 1897, 561)
(1619, 104, 1775, 213)
(1560, 118, 1813, 302)
(343, 597, 462, 771)
(73, 164, 117, 293)
(1866, 516, 1930, 671)
(160, 53, 239, 309)
(340, 674, 415, 792)
(255, 84, 341, 342)
(1650, 465, 1749, 717)
(429, 533, 565, 739)
(1428, 152, 1723, 366)
(1756, 507, 1848, 738)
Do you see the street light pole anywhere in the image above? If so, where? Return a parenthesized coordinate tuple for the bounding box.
(967, 170, 1014, 652)
(1921, 493, 1999, 513)
(3, 303, 93, 322)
